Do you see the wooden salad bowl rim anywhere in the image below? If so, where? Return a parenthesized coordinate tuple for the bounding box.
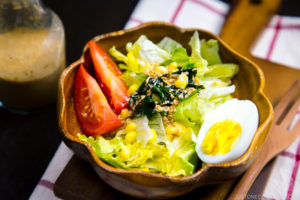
(58, 21, 274, 192)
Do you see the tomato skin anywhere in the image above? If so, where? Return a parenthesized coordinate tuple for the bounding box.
(88, 40, 129, 114)
(89, 42, 123, 76)
(74, 65, 122, 136)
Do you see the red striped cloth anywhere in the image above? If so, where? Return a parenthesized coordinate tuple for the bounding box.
(29, 0, 300, 199)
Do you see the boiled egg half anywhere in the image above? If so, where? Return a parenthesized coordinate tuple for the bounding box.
(195, 98, 259, 163)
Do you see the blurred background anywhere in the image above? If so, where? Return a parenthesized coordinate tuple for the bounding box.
(0, 0, 299, 199)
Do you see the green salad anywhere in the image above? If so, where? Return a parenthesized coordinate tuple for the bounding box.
(78, 32, 239, 176)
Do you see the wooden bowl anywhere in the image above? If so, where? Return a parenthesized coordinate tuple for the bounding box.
(58, 22, 273, 199)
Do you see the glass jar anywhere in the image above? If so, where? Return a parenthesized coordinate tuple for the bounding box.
(0, 0, 65, 113)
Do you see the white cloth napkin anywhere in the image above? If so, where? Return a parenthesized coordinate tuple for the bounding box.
(29, 0, 300, 199)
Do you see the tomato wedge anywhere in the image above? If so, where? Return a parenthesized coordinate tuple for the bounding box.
(88, 40, 129, 114)
(74, 64, 122, 136)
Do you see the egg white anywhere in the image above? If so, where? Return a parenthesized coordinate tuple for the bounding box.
(195, 98, 259, 163)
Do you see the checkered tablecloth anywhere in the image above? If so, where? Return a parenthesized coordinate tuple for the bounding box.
(29, 0, 300, 199)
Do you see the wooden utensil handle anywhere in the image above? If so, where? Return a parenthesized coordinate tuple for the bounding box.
(227, 144, 270, 200)
(221, 0, 300, 106)
(220, 0, 282, 54)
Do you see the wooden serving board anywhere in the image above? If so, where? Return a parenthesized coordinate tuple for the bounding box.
(54, 156, 236, 200)
(54, 0, 300, 199)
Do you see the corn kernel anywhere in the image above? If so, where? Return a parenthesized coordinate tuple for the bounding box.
(195, 77, 201, 85)
(175, 80, 186, 88)
(125, 122, 137, 132)
(148, 129, 157, 143)
(120, 148, 130, 160)
(173, 122, 186, 133)
(168, 62, 178, 72)
(119, 108, 131, 119)
(166, 125, 178, 135)
(128, 84, 138, 95)
(125, 131, 137, 144)
(175, 74, 188, 88)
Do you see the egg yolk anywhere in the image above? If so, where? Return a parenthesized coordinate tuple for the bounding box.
(201, 119, 242, 155)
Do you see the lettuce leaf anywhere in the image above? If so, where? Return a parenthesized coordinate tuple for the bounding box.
(157, 37, 182, 54)
(121, 70, 146, 87)
(78, 129, 197, 176)
(200, 85, 236, 99)
(148, 113, 167, 143)
(160, 47, 190, 67)
(132, 116, 153, 145)
(165, 127, 198, 176)
(78, 134, 126, 168)
(169, 143, 198, 176)
(109, 46, 143, 73)
(109, 35, 148, 73)
(201, 39, 222, 65)
(170, 47, 190, 66)
(173, 85, 235, 130)
(205, 64, 239, 79)
(159, 32, 209, 74)
(109, 35, 171, 73)
(138, 40, 171, 66)
(189, 31, 208, 68)
(78, 113, 198, 176)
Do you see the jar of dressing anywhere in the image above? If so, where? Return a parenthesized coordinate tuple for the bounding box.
(0, 0, 65, 113)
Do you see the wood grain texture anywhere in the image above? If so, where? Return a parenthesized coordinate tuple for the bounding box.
(54, 156, 237, 200)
